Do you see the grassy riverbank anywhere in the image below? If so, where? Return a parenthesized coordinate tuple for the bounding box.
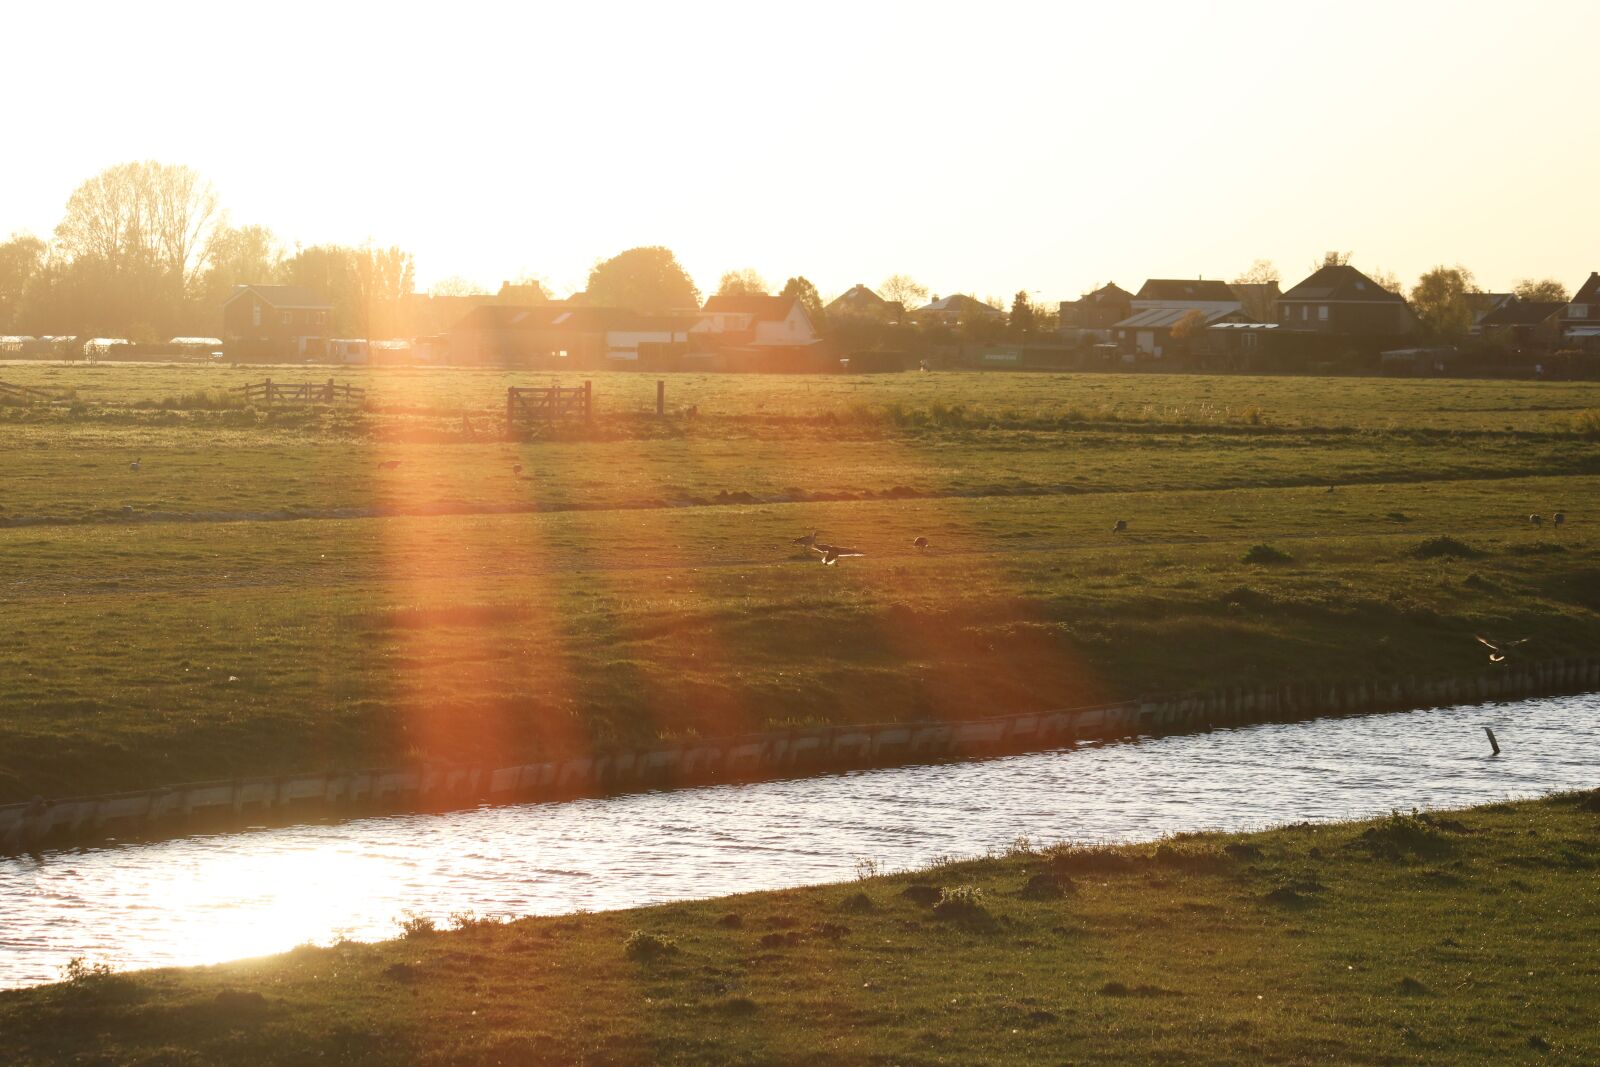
(2, 366, 1599, 802)
(2, 792, 1595, 1064)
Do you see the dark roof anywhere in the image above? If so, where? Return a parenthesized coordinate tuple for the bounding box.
(1073, 282, 1133, 305)
(224, 284, 331, 310)
(915, 294, 1004, 316)
(1479, 299, 1566, 328)
(827, 285, 891, 309)
(1280, 265, 1405, 304)
(1571, 271, 1600, 305)
(702, 294, 799, 322)
(1135, 278, 1238, 303)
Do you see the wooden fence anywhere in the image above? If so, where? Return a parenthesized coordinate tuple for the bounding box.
(506, 382, 592, 425)
(0, 381, 59, 403)
(238, 379, 366, 405)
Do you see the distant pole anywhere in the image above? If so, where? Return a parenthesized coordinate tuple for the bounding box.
(1484, 727, 1500, 756)
(657, 379, 665, 417)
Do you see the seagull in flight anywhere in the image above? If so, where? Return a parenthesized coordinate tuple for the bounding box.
(813, 543, 864, 566)
(1475, 635, 1529, 663)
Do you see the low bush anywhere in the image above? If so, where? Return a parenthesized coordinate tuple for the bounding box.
(622, 930, 679, 961)
(1241, 543, 1293, 564)
(1406, 536, 1481, 560)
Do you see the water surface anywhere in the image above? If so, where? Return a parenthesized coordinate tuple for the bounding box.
(0, 694, 1594, 989)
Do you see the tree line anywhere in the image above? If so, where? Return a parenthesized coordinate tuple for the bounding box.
(0, 163, 1579, 347)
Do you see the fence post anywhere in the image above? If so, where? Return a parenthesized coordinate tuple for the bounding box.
(264, 377, 273, 405)
(327, 377, 334, 402)
(656, 379, 665, 416)
(505, 387, 516, 430)
(584, 379, 592, 422)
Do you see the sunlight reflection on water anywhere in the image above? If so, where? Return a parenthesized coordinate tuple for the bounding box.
(1, 694, 1595, 988)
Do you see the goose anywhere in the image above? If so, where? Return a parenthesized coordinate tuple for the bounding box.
(1553, 511, 1565, 527)
(1112, 519, 1127, 533)
(512, 464, 524, 475)
(791, 531, 820, 547)
(912, 536, 929, 549)
(1528, 514, 1542, 526)
(129, 457, 141, 472)
(378, 460, 402, 470)
(1475, 635, 1528, 664)
(1325, 484, 1336, 494)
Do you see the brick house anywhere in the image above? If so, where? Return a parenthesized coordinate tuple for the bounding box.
(1275, 264, 1415, 337)
(221, 285, 333, 361)
(1058, 282, 1133, 330)
(1561, 272, 1600, 350)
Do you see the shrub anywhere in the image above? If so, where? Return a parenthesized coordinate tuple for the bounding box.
(1241, 543, 1293, 564)
(931, 884, 988, 921)
(1406, 536, 1480, 560)
(623, 930, 679, 961)
(396, 912, 437, 939)
(448, 910, 508, 932)
(60, 957, 116, 984)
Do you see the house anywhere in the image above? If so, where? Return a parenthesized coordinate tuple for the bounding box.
(446, 303, 617, 367)
(1477, 298, 1565, 353)
(826, 284, 902, 322)
(1275, 264, 1414, 337)
(1561, 272, 1600, 351)
(605, 314, 694, 365)
(688, 294, 829, 371)
(1058, 282, 1133, 331)
(1114, 306, 1253, 359)
(911, 294, 1005, 326)
(221, 284, 333, 361)
(1130, 279, 1242, 316)
(1467, 292, 1515, 336)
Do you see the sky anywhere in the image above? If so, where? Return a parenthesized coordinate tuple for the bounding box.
(3, 0, 1598, 303)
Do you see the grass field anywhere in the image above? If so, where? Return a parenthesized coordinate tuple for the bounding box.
(2, 792, 1595, 1064)
(2, 364, 1599, 802)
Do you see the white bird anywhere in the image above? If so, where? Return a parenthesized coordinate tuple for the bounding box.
(813, 543, 864, 565)
(129, 457, 141, 472)
(1475, 635, 1529, 664)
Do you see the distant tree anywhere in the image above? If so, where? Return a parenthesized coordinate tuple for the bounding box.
(1171, 308, 1209, 353)
(879, 274, 929, 315)
(352, 245, 415, 339)
(199, 223, 283, 309)
(716, 268, 767, 296)
(779, 276, 825, 325)
(1513, 277, 1569, 303)
(55, 161, 220, 288)
(1009, 290, 1035, 335)
(1367, 267, 1406, 299)
(0, 233, 47, 332)
(281, 244, 361, 334)
(1410, 266, 1481, 342)
(587, 246, 700, 313)
(1232, 259, 1280, 321)
(430, 275, 488, 297)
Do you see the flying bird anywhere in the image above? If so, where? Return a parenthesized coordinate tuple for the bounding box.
(1475, 635, 1529, 663)
(813, 543, 864, 565)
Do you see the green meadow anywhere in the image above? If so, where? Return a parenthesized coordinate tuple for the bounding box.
(2, 793, 1595, 1065)
(2, 364, 1599, 801)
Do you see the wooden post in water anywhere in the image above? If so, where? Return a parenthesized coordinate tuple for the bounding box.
(1484, 727, 1500, 755)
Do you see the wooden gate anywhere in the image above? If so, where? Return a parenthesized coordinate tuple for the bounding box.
(505, 382, 592, 425)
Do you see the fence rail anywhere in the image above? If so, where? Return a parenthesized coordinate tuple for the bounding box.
(0, 380, 60, 402)
(506, 382, 592, 425)
(238, 378, 366, 405)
